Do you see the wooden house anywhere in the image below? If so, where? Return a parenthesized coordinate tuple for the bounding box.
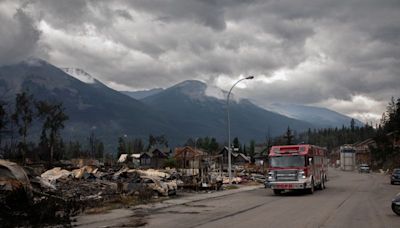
(353, 138, 376, 165)
(139, 147, 170, 169)
(174, 146, 207, 169)
(219, 147, 250, 168)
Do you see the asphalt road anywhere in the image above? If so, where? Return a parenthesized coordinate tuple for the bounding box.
(136, 169, 400, 228)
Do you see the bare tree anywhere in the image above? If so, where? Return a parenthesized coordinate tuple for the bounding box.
(36, 101, 68, 165)
(12, 91, 34, 163)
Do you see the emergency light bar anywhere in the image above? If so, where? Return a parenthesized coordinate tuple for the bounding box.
(272, 146, 307, 154)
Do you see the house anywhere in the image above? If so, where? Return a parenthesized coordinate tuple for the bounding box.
(139, 147, 170, 169)
(254, 145, 269, 166)
(174, 147, 224, 188)
(233, 153, 251, 165)
(219, 147, 250, 168)
(174, 146, 207, 169)
(139, 152, 152, 167)
(353, 138, 376, 165)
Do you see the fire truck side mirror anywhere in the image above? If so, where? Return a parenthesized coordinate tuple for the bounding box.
(309, 157, 313, 164)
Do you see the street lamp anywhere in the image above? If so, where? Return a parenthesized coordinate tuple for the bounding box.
(227, 76, 254, 184)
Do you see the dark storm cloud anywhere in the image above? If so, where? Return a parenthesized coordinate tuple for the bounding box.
(115, 9, 133, 21)
(0, 6, 41, 65)
(124, 0, 228, 31)
(27, 0, 135, 32)
(28, 0, 90, 28)
(1, 0, 399, 122)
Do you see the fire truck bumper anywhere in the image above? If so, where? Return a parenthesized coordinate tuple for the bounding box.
(266, 179, 312, 190)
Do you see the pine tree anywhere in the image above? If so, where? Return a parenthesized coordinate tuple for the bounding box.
(249, 140, 255, 163)
(233, 137, 240, 152)
(284, 126, 294, 145)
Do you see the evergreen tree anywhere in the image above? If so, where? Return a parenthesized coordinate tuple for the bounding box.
(209, 137, 219, 154)
(350, 118, 355, 132)
(133, 138, 144, 154)
(249, 140, 255, 163)
(284, 126, 294, 145)
(147, 134, 168, 150)
(233, 137, 240, 152)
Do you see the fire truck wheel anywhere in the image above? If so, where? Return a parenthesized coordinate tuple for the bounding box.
(273, 189, 282, 195)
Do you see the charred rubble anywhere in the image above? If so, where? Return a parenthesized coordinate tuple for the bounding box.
(0, 158, 265, 227)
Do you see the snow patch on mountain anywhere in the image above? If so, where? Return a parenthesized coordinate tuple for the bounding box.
(61, 68, 95, 84)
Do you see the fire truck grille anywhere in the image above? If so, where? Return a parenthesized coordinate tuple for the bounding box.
(275, 170, 298, 181)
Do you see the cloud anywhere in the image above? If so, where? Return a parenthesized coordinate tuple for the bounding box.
(124, 0, 228, 31)
(0, 0, 399, 124)
(114, 9, 133, 21)
(0, 1, 42, 65)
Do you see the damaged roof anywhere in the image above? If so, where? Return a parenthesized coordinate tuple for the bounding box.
(174, 146, 207, 159)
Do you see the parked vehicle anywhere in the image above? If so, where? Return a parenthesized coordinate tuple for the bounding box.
(391, 168, 400, 185)
(392, 192, 400, 216)
(358, 164, 370, 173)
(266, 144, 328, 195)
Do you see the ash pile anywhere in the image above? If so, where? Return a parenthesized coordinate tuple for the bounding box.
(0, 159, 178, 227)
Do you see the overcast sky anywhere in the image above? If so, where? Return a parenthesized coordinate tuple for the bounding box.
(1, 0, 399, 124)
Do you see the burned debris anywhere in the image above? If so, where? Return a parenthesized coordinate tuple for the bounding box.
(0, 144, 266, 227)
(0, 160, 79, 227)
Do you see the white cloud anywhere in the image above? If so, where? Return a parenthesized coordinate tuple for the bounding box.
(315, 95, 386, 124)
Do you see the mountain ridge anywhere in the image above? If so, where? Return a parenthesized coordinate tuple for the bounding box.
(267, 103, 364, 128)
(0, 59, 364, 152)
(0, 59, 177, 149)
(142, 80, 315, 143)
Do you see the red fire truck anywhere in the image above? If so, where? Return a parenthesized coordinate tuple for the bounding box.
(265, 144, 328, 195)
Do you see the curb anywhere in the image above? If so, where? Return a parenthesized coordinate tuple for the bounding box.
(134, 185, 263, 211)
(74, 185, 263, 227)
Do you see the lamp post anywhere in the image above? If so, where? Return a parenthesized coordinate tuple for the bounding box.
(227, 76, 254, 184)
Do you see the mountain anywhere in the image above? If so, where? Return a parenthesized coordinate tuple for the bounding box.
(122, 88, 164, 100)
(142, 80, 315, 143)
(0, 59, 351, 151)
(267, 103, 364, 128)
(0, 59, 177, 149)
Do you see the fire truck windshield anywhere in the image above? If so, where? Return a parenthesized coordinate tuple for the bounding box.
(270, 155, 305, 167)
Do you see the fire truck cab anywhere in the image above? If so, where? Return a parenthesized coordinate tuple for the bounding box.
(265, 144, 328, 195)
